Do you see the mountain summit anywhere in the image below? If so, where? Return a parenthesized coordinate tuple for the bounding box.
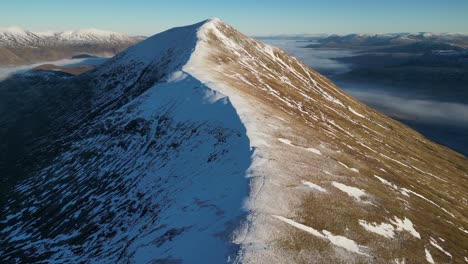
(1, 18, 467, 263)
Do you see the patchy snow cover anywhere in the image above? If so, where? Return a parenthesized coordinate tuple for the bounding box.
(374, 175, 410, 197)
(348, 106, 366, 119)
(359, 220, 396, 238)
(359, 217, 422, 239)
(322, 230, 368, 256)
(302, 180, 327, 192)
(278, 138, 293, 146)
(429, 237, 452, 258)
(272, 215, 324, 238)
(338, 161, 359, 173)
(278, 138, 322, 155)
(332, 181, 367, 201)
(425, 248, 435, 264)
(305, 147, 322, 155)
(390, 217, 421, 239)
(374, 175, 455, 218)
(273, 215, 368, 256)
(460, 227, 468, 234)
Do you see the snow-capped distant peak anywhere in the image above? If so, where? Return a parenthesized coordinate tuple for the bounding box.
(53, 28, 133, 44)
(0, 26, 28, 35)
(33, 30, 56, 37)
(0, 26, 43, 47)
(59, 28, 122, 38)
(0, 26, 138, 47)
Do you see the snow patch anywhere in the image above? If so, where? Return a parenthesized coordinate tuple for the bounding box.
(390, 217, 420, 239)
(429, 237, 452, 258)
(322, 230, 368, 256)
(273, 215, 368, 256)
(167, 71, 187, 83)
(332, 182, 367, 202)
(305, 147, 322, 155)
(338, 161, 359, 173)
(425, 248, 435, 264)
(278, 138, 322, 155)
(348, 106, 366, 118)
(302, 180, 327, 192)
(374, 176, 455, 218)
(359, 220, 395, 238)
(278, 138, 293, 146)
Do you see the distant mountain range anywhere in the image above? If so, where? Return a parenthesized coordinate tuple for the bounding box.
(299, 31, 468, 103)
(0, 27, 145, 66)
(305, 32, 468, 49)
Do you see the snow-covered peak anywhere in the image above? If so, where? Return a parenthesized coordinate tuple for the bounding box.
(33, 30, 55, 37)
(92, 17, 229, 83)
(61, 28, 119, 37)
(0, 26, 138, 47)
(0, 27, 44, 47)
(204, 17, 223, 25)
(0, 26, 28, 35)
(54, 28, 133, 44)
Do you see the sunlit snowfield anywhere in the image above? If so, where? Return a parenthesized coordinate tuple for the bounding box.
(260, 38, 468, 156)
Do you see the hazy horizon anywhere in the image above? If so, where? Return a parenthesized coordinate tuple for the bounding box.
(1, 23, 467, 38)
(1, 0, 467, 36)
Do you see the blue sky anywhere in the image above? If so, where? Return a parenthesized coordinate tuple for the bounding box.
(1, 0, 467, 35)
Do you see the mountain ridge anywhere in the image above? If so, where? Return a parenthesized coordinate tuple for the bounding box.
(306, 32, 468, 49)
(0, 26, 144, 66)
(1, 18, 467, 263)
(0, 26, 141, 46)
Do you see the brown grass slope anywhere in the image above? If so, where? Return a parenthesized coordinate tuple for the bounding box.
(198, 20, 467, 263)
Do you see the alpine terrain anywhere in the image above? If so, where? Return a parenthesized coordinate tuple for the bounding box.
(0, 27, 144, 66)
(1, 18, 467, 263)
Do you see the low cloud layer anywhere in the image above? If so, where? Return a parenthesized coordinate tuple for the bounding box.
(348, 89, 468, 127)
(259, 38, 354, 75)
(0, 57, 108, 80)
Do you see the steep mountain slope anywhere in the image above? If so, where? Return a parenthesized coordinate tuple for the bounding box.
(184, 19, 468, 263)
(0, 27, 143, 66)
(1, 19, 467, 263)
